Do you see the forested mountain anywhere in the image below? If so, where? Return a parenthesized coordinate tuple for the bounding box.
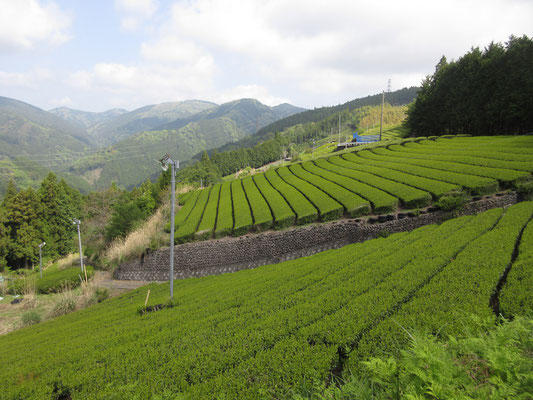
(63, 99, 305, 190)
(48, 107, 128, 130)
(215, 87, 418, 153)
(407, 35, 533, 136)
(0, 97, 96, 197)
(157, 98, 305, 133)
(83, 100, 218, 146)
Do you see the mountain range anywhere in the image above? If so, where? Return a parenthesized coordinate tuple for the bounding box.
(0, 96, 305, 196)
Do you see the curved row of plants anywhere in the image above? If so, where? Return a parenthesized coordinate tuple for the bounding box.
(170, 135, 533, 243)
(1, 202, 531, 398)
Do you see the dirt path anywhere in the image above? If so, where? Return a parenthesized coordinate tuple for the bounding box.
(92, 271, 152, 295)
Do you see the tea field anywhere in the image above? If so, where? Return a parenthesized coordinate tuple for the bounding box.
(1, 201, 532, 399)
(173, 135, 533, 243)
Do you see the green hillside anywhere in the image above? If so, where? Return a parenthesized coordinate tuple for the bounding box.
(158, 98, 305, 134)
(168, 135, 532, 243)
(48, 107, 128, 130)
(0, 97, 97, 197)
(1, 202, 531, 399)
(67, 99, 306, 190)
(86, 100, 217, 146)
(216, 87, 418, 153)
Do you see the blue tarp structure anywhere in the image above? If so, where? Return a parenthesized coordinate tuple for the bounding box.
(353, 132, 380, 143)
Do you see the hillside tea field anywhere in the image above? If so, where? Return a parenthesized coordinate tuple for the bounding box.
(173, 135, 533, 243)
(1, 202, 532, 399)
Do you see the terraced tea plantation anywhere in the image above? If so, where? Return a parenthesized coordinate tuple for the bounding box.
(1, 202, 532, 399)
(173, 135, 533, 243)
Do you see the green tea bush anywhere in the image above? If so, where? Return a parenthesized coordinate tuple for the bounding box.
(436, 190, 470, 211)
(516, 180, 533, 201)
(309, 316, 533, 400)
(36, 266, 94, 294)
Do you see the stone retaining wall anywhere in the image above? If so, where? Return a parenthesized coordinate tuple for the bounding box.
(114, 193, 518, 281)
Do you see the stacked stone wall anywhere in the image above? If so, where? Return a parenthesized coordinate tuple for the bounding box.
(114, 193, 518, 281)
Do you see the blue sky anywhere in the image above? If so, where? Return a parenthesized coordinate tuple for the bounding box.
(1, 0, 532, 112)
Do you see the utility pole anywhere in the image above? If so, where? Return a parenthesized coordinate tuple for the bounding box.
(338, 115, 341, 144)
(72, 219, 84, 272)
(379, 90, 385, 141)
(159, 154, 179, 299)
(38, 242, 45, 278)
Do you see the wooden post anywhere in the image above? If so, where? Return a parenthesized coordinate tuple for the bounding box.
(144, 289, 151, 307)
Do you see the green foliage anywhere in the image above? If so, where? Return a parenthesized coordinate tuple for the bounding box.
(500, 216, 533, 317)
(436, 190, 470, 211)
(231, 180, 253, 236)
(20, 310, 42, 327)
(333, 154, 433, 208)
(516, 180, 533, 201)
(214, 182, 233, 238)
(265, 168, 318, 224)
(252, 174, 295, 229)
(196, 184, 221, 240)
(310, 316, 533, 400)
(242, 176, 273, 230)
(407, 35, 533, 136)
(175, 187, 211, 243)
(35, 266, 94, 293)
(0, 206, 532, 399)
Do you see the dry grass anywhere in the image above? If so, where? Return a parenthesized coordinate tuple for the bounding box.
(104, 205, 168, 266)
(102, 185, 194, 268)
(56, 253, 81, 270)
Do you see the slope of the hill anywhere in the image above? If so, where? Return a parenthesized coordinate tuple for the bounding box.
(0, 97, 97, 197)
(157, 98, 305, 134)
(85, 100, 217, 146)
(215, 86, 418, 153)
(67, 99, 305, 190)
(48, 107, 128, 130)
(167, 135, 533, 243)
(1, 202, 531, 399)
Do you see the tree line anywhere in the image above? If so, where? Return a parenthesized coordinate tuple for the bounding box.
(406, 35, 533, 136)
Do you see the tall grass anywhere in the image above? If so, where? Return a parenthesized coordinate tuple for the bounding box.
(104, 197, 169, 267)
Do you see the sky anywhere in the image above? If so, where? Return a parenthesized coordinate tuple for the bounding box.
(0, 0, 531, 112)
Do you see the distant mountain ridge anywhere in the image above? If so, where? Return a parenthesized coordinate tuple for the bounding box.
(48, 107, 128, 131)
(85, 100, 218, 146)
(66, 98, 306, 190)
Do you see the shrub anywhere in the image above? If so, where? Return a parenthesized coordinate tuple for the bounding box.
(317, 316, 533, 400)
(49, 290, 77, 317)
(516, 180, 533, 201)
(437, 190, 470, 211)
(20, 311, 41, 327)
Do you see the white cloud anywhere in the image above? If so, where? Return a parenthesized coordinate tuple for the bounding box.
(68, 61, 216, 108)
(0, 0, 71, 52)
(0, 68, 52, 88)
(115, 0, 158, 31)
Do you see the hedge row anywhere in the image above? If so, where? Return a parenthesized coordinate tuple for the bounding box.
(355, 150, 499, 195)
(280, 165, 344, 221)
(294, 162, 370, 218)
(196, 184, 221, 240)
(174, 187, 211, 243)
(264, 168, 318, 225)
(375, 146, 530, 185)
(231, 179, 253, 236)
(328, 155, 432, 208)
(311, 159, 398, 214)
(242, 176, 273, 231)
(500, 214, 533, 318)
(214, 182, 233, 238)
(252, 174, 295, 229)
(2, 207, 531, 399)
(354, 202, 533, 364)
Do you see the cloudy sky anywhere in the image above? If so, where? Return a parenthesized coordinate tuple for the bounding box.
(0, 0, 531, 112)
